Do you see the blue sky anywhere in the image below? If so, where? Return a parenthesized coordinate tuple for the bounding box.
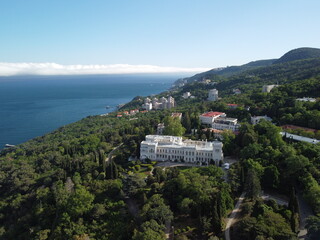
(0, 0, 320, 75)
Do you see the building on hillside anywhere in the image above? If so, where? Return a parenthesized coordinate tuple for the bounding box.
(167, 96, 175, 109)
(145, 96, 175, 110)
(160, 97, 168, 109)
(233, 89, 242, 95)
(157, 123, 165, 135)
(203, 128, 224, 140)
(152, 97, 162, 110)
(296, 97, 316, 102)
(171, 112, 182, 121)
(144, 97, 151, 104)
(251, 115, 272, 125)
(200, 79, 211, 84)
(142, 102, 153, 111)
(208, 89, 219, 101)
(200, 111, 240, 132)
(140, 135, 223, 165)
(130, 109, 139, 115)
(227, 104, 239, 109)
(200, 112, 226, 125)
(262, 85, 279, 93)
(280, 132, 320, 144)
(183, 92, 191, 99)
(152, 97, 158, 106)
(212, 117, 240, 131)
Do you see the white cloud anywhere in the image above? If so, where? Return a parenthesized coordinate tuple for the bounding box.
(0, 62, 210, 76)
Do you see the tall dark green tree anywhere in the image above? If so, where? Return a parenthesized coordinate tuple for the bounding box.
(182, 112, 192, 134)
(245, 169, 261, 199)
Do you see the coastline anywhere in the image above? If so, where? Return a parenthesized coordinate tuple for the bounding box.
(0, 74, 178, 150)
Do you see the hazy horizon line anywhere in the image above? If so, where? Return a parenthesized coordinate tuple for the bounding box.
(0, 62, 211, 77)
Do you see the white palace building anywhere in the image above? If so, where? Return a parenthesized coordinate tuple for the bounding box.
(140, 135, 223, 165)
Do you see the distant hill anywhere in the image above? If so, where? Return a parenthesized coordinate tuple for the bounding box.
(216, 57, 320, 93)
(173, 59, 275, 86)
(174, 47, 320, 87)
(214, 59, 276, 77)
(274, 47, 320, 64)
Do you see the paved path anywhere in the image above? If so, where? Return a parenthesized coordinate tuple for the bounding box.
(155, 162, 200, 168)
(105, 143, 123, 163)
(297, 192, 313, 239)
(165, 220, 173, 240)
(125, 197, 140, 221)
(261, 193, 288, 206)
(225, 192, 246, 240)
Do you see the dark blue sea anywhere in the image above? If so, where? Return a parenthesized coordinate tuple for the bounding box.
(0, 74, 181, 149)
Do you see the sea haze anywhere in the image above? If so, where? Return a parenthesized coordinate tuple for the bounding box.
(0, 74, 180, 149)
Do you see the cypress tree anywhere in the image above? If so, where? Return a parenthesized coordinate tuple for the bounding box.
(240, 166, 245, 190)
(288, 187, 295, 212)
(212, 197, 222, 234)
(290, 212, 299, 233)
(182, 112, 192, 134)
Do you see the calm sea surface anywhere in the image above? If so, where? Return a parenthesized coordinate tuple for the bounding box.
(0, 74, 180, 148)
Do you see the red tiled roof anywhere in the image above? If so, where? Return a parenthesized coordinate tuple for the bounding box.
(201, 111, 224, 117)
(281, 125, 317, 133)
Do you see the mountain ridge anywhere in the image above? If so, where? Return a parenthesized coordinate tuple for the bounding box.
(174, 47, 320, 86)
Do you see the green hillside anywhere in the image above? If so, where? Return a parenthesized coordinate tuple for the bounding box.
(175, 47, 320, 86)
(173, 59, 275, 86)
(274, 47, 320, 64)
(1, 48, 320, 239)
(216, 57, 320, 94)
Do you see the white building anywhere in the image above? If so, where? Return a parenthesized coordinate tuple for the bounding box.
(183, 92, 191, 99)
(280, 132, 320, 144)
(144, 97, 151, 104)
(142, 102, 153, 111)
(212, 117, 240, 131)
(146, 96, 175, 110)
(140, 135, 223, 165)
(200, 112, 226, 125)
(296, 97, 316, 102)
(208, 89, 219, 101)
(251, 115, 272, 125)
(167, 96, 175, 109)
(152, 97, 162, 110)
(200, 112, 240, 132)
(262, 85, 278, 93)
